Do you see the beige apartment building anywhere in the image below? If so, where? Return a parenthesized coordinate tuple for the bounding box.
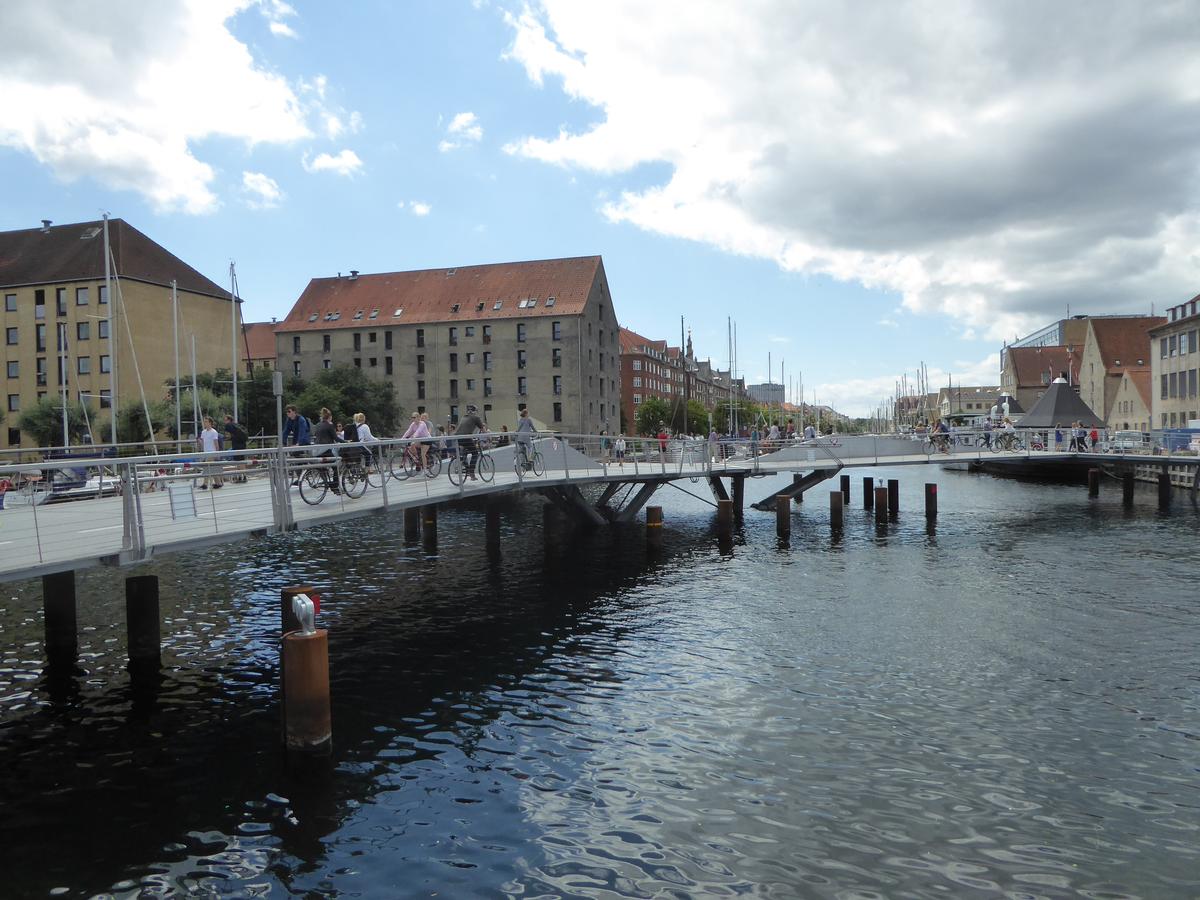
(1076, 316, 1164, 430)
(274, 256, 620, 434)
(1149, 294, 1200, 429)
(1, 219, 238, 449)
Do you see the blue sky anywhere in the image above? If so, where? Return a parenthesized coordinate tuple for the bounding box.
(2, 1, 1198, 415)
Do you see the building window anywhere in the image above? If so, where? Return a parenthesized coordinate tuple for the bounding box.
(483, 352, 492, 370)
(632, 360, 642, 371)
(1161, 337, 1169, 358)
(484, 377, 492, 397)
(293, 336, 301, 354)
(323, 334, 331, 352)
(3, 293, 14, 312)
(97, 284, 107, 304)
(7, 394, 18, 412)
(465, 326, 475, 337)
(98, 320, 109, 339)
(99, 355, 111, 373)
(354, 358, 362, 368)
(552, 348, 562, 368)
(36, 324, 46, 352)
(1169, 335, 1178, 357)
(1190, 369, 1198, 398)
(1182, 332, 1190, 355)
(417, 380, 426, 399)
(552, 321, 562, 341)
(465, 352, 475, 364)
(450, 405, 459, 424)
(369, 357, 377, 367)
(385, 331, 393, 350)
(449, 353, 458, 372)
(450, 379, 459, 398)
(56, 288, 67, 317)
(1189, 329, 1198, 354)
(517, 349, 527, 369)
(482, 325, 491, 344)
(369, 332, 377, 344)
(35, 297, 45, 320)
(449, 327, 458, 346)
(517, 323, 526, 343)
(75, 286, 88, 306)
(1161, 374, 1169, 399)
(6, 361, 16, 378)
(633, 376, 642, 388)
(553, 402, 562, 422)
(6, 427, 18, 445)
(518, 376, 527, 396)
(77, 357, 91, 375)
(293, 361, 301, 376)
(77, 321, 89, 340)
(633, 393, 642, 405)
(353, 333, 362, 351)
(5, 327, 16, 345)
(385, 357, 393, 375)
(416, 329, 425, 348)
(1169, 372, 1178, 398)
(323, 359, 331, 369)
(553, 375, 562, 395)
(417, 354, 425, 374)
(466, 378, 476, 391)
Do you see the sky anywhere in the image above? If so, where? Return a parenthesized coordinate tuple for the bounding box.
(2, 0, 1199, 416)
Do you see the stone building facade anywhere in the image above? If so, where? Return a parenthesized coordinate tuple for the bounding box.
(1149, 294, 1200, 429)
(1077, 316, 1164, 428)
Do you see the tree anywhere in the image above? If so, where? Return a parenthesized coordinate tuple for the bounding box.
(292, 366, 400, 435)
(634, 397, 673, 435)
(18, 396, 95, 448)
(119, 389, 229, 443)
(165, 367, 278, 439)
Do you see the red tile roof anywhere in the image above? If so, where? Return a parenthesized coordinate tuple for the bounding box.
(277, 256, 603, 332)
(1087, 316, 1164, 369)
(619, 326, 667, 355)
(0, 219, 229, 299)
(241, 322, 278, 362)
(1008, 346, 1080, 386)
(1125, 367, 1153, 409)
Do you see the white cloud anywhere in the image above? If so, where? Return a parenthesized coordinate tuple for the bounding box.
(269, 20, 297, 38)
(303, 149, 363, 176)
(815, 353, 1001, 416)
(503, 2, 1200, 338)
(398, 200, 432, 216)
(0, 0, 314, 214)
(877, 318, 899, 328)
(439, 111, 484, 151)
(767, 335, 790, 343)
(241, 170, 283, 208)
(261, 0, 297, 37)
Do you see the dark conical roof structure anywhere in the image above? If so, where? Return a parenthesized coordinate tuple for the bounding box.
(1019, 379, 1104, 428)
(993, 391, 1024, 414)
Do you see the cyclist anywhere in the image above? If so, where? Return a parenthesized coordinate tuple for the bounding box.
(401, 412, 431, 469)
(454, 404, 486, 480)
(932, 419, 951, 453)
(516, 407, 537, 469)
(312, 407, 341, 493)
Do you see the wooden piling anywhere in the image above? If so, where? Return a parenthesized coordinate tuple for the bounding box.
(422, 505, 438, 550)
(1158, 469, 1171, 509)
(887, 479, 900, 518)
(403, 507, 420, 542)
(1122, 470, 1135, 506)
(863, 477, 874, 509)
(829, 491, 843, 530)
(42, 570, 77, 665)
(874, 486, 888, 524)
(281, 585, 315, 635)
(1088, 468, 1100, 498)
(776, 495, 791, 536)
(125, 575, 161, 671)
(840, 474, 851, 504)
(924, 483, 937, 520)
(731, 477, 745, 517)
(717, 498, 734, 536)
(646, 505, 664, 548)
(792, 474, 803, 503)
(282, 629, 332, 755)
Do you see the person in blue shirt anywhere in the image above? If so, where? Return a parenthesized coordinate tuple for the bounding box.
(282, 405, 311, 447)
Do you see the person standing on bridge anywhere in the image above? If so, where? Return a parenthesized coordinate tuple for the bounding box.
(197, 416, 224, 490)
(803, 422, 816, 441)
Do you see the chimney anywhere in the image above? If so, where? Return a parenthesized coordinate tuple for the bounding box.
(349, 270, 359, 280)
(40, 219, 52, 233)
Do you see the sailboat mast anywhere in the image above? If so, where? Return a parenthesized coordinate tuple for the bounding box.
(103, 214, 116, 445)
(59, 322, 69, 447)
(230, 262, 239, 423)
(173, 281, 181, 443)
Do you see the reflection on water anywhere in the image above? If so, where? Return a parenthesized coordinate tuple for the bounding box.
(1, 469, 1198, 898)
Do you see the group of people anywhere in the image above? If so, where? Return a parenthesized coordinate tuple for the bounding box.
(1058, 422, 1100, 451)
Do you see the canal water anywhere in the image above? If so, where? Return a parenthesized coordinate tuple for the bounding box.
(0, 468, 1197, 898)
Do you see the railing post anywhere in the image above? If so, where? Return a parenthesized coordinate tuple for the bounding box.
(131, 462, 146, 555)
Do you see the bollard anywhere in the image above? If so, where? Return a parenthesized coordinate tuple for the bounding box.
(792, 474, 804, 504)
(125, 575, 161, 671)
(776, 495, 791, 537)
(42, 570, 78, 665)
(1158, 469, 1171, 510)
(829, 490, 843, 530)
(874, 486, 888, 524)
(1088, 468, 1100, 498)
(1122, 470, 1135, 506)
(485, 502, 501, 546)
(281, 585, 315, 635)
(403, 507, 420, 542)
(717, 498, 734, 536)
(887, 479, 899, 519)
(924, 483, 937, 520)
(282, 629, 332, 755)
(863, 477, 874, 509)
(646, 505, 664, 549)
(731, 477, 745, 517)
(840, 474, 851, 504)
(422, 505, 438, 550)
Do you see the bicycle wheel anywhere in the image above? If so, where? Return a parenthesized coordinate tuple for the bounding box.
(365, 451, 385, 487)
(424, 453, 442, 478)
(447, 455, 464, 486)
(477, 453, 495, 483)
(341, 463, 368, 498)
(531, 451, 545, 477)
(298, 467, 328, 505)
(923, 438, 934, 456)
(393, 449, 414, 480)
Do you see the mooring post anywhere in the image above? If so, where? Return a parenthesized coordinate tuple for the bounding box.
(840, 474, 851, 504)
(422, 505, 438, 550)
(485, 502, 501, 547)
(125, 575, 161, 672)
(874, 486, 888, 524)
(717, 498, 734, 536)
(792, 474, 804, 504)
(281, 585, 315, 634)
(731, 477, 745, 517)
(887, 479, 900, 519)
(646, 505, 664, 549)
(403, 506, 420, 542)
(42, 570, 77, 665)
(924, 483, 937, 520)
(829, 491, 843, 530)
(1088, 468, 1100, 498)
(1158, 469, 1171, 510)
(282, 628, 331, 755)
(863, 477, 874, 509)
(1122, 470, 1135, 506)
(776, 494, 791, 536)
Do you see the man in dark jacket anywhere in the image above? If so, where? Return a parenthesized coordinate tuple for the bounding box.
(282, 405, 311, 447)
(454, 404, 486, 479)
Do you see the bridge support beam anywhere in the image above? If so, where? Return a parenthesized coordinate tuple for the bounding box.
(716, 498, 734, 537)
(546, 486, 607, 527)
(874, 486, 888, 525)
(707, 477, 730, 503)
(646, 506, 664, 550)
(1122, 470, 1135, 507)
(887, 479, 900, 519)
(1158, 469, 1171, 510)
(863, 477, 874, 509)
(42, 571, 77, 666)
(125, 575, 161, 674)
(925, 483, 937, 520)
(840, 474, 851, 504)
(404, 507, 420, 543)
(731, 477, 744, 518)
(1088, 468, 1100, 498)
(614, 482, 661, 524)
(422, 506, 438, 551)
(776, 495, 791, 537)
(793, 474, 803, 504)
(828, 491, 843, 531)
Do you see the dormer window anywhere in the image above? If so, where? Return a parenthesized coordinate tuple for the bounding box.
(393, 308, 403, 317)
(308, 313, 319, 322)
(476, 302, 485, 311)
(545, 296, 556, 307)
(353, 310, 364, 320)
(1114, 359, 1121, 366)
(527, 299, 537, 308)
(369, 309, 379, 319)
(451, 303, 460, 313)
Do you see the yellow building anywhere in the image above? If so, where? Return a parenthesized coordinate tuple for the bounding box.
(1, 219, 238, 449)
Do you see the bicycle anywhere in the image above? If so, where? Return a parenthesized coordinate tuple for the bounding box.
(393, 443, 441, 479)
(447, 443, 495, 486)
(513, 443, 545, 477)
(339, 449, 370, 498)
(923, 434, 951, 456)
(992, 432, 1023, 452)
(298, 458, 340, 505)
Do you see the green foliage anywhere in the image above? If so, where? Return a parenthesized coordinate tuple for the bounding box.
(292, 366, 400, 435)
(17, 396, 95, 447)
(164, 367, 278, 439)
(634, 397, 673, 436)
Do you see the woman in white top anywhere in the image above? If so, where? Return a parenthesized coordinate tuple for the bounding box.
(197, 416, 223, 489)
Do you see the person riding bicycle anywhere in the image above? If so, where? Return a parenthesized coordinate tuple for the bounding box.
(311, 407, 341, 494)
(401, 411, 431, 468)
(454, 404, 486, 480)
(932, 419, 951, 453)
(515, 407, 537, 469)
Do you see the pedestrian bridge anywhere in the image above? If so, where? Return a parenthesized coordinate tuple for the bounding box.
(0, 431, 1190, 584)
